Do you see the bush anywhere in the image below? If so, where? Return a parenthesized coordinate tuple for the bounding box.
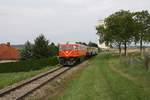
(0, 57, 58, 73)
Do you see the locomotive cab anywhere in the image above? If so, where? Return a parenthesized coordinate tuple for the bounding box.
(58, 43, 98, 66)
(58, 44, 87, 65)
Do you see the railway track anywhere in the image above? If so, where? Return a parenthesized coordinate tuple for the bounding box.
(0, 66, 72, 100)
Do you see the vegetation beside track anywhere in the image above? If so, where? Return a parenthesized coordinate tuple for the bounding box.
(0, 67, 54, 89)
(0, 57, 58, 73)
(0, 57, 58, 89)
(60, 53, 150, 100)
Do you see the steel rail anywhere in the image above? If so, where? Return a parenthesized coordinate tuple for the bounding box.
(17, 67, 71, 100)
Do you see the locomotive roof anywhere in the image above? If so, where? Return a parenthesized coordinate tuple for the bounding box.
(59, 43, 84, 46)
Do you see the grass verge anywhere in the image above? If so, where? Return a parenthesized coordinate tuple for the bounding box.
(0, 66, 56, 89)
(0, 57, 58, 89)
(0, 66, 57, 89)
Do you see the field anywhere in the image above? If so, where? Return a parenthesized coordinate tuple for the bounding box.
(0, 57, 58, 89)
(59, 53, 150, 100)
(109, 47, 150, 54)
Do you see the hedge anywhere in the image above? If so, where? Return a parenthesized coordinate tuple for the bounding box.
(0, 57, 58, 73)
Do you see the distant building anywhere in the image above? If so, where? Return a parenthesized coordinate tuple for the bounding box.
(98, 42, 110, 50)
(96, 20, 109, 49)
(0, 42, 19, 60)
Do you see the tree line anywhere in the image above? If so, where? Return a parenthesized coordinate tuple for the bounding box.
(96, 10, 150, 56)
(76, 41, 98, 47)
(21, 34, 98, 60)
(21, 34, 58, 60)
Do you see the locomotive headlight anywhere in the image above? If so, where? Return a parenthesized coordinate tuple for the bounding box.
(66, 51, 69, 53)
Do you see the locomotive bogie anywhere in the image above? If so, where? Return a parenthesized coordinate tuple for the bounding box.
(59, 57, 83, 66)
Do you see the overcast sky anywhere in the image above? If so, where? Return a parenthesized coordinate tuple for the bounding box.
(0, 0, 150, 44)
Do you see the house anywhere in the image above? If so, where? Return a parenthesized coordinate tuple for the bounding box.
(98, 42, 110, 50)
(0, 42, 19, 60)
(96, 20, 109, 49)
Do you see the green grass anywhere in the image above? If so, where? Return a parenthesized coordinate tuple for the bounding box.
(111, 55, 150, 99)
(118, 55, 150, 78)
(0, 67, 56, 89)
(59, 53, 150, 100)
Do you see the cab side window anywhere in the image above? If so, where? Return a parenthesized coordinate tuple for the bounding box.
(74, 46, 78, 50)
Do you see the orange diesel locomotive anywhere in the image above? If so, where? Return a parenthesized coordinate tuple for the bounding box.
(58, 43, 98, 65)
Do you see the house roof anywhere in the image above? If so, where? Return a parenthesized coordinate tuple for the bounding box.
(0, 43, 19, 60)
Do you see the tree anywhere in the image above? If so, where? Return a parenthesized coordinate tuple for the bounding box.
(133, 10, 150, 53)
(97, 10, 136, 56)
(76, 42, 87, 46)
(88, 41, 98, 47)
(146, 15, 150, 42)
(20, 41, 33, 60)
(33, 34, 50, 58)
(48, 42, 58, 56)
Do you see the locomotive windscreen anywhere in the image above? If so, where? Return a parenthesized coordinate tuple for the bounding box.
(59, 45, 78, 50)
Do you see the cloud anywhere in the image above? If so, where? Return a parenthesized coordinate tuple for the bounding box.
(0, 0, 150, 44)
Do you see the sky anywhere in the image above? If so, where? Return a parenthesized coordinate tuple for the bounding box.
(0, 0, 150, 44)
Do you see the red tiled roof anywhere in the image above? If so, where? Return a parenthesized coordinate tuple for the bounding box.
(0, 43, 19, 60)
